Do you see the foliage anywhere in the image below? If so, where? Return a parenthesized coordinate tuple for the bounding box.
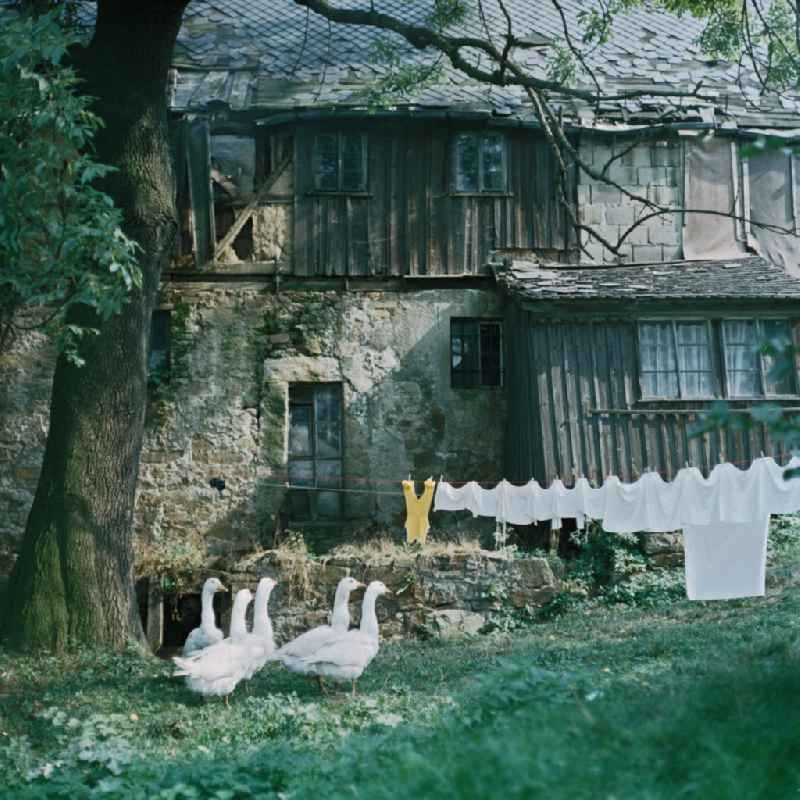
(3, 559, 800, 798)
(0, 11, 139, 364)
(692, 343, 800, 464)
(365, 39, 443, 109)
(566, 522, 646, 587)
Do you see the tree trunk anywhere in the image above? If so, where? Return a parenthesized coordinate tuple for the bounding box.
(2, 0, 189, 650)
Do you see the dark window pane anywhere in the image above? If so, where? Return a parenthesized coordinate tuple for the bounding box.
(288, 383, 345, 519)
(451, 319, 480, 386)
(315, 460, 342, 517)
(480, 322, 502, 386)
(455, 134, 479, 192)
(762, 319, 796, 394)
(451, 318, 501, 387)
(288, 458, 314, 486)
(315, 384, 342, 458)
(289, 405, 313, 456)
(341, 135, 365, 191)
(315, 134, 339, 190)
(482, 135, 506, 192)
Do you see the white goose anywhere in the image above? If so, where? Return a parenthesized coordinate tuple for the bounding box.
(173, 587, 265, 705)
(297, 580, 391, 696)
(272, 576, 364, 688)
(243, 577, 277, 680)
(182, 577, 226, 655)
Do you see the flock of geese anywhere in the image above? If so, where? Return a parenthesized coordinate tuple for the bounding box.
(172, 576, 391, 704)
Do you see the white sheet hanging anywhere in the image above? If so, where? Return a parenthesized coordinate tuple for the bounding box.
(683, 517, 769, 601)
(433, 457, 800, 601)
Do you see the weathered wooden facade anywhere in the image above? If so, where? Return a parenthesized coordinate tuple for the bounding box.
(175, 116, 575, 277)
(292, 122, 573, 276)
(502, 258, 800, 485)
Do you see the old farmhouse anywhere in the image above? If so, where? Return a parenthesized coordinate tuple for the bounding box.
(3, 0, 800, 577)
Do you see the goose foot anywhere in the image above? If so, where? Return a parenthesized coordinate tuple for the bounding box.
(224, 695, 230, 708)
(317, 676, 329, 695)
(351, 680, 357, 698)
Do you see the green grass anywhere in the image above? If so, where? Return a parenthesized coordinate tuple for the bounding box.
(3, 531, 800, 798)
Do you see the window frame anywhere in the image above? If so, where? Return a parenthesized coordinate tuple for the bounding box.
(637, 318, 716, 400)
(287, 383, 345, 520)
(450, 317, 504, 389)
(720, 316, 799, 399)
(312, 132, 368, 194)
(452, 132, 509, 195)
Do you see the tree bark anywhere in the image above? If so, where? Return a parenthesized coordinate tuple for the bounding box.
(2, 0, 189, 650)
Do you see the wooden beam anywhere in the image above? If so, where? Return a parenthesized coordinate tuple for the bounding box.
(213, 153, 292, 262)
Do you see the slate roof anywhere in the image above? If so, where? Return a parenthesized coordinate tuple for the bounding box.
(164, 0, 800, 130)
(4, 0, 798, 130)
(496, 256, 800, 303)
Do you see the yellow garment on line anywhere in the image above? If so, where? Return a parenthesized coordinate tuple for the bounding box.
(402, 479, 435, 544)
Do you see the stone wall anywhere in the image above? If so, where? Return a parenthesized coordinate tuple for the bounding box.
(578, 137, 682, 264)
(139, 282, 504, 556)
(0, 328, 55, 574)
(146, 548, 559, 648)
(0, 282, 505, 573)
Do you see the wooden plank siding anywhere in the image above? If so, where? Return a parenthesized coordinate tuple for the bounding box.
(293, 123, 572, 276)
(505, 308, 798, 486)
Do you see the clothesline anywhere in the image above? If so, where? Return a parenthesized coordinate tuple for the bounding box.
(435, 456, 800, 601)
(264, 453, 796, 490)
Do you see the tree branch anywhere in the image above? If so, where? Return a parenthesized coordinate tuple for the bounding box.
(292, 0, 706, 104)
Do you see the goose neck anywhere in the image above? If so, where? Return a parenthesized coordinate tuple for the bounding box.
(230, 595, 250, 639)
(359, 591, 379, 640)
(330, 585, 352, 631)
(200, 585, 217, 631)
(253, 586, 274, 639)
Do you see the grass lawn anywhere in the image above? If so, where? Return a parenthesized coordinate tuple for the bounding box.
(2, 529, 800, 799)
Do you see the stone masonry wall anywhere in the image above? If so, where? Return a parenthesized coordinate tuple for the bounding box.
(578, 137, 683, 264)
(152, 549, 559, 647)
(138, 283, 505, 556)
(0, 283, 505, 574)
(0, 328, 55, 573)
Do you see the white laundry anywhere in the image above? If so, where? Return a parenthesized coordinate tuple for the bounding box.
(433, 481, 479, 515)
(683, 517, 769, 601)
(497, 480, 538, 526)
(434, 457, 800, 602)
(472, 482, 500, 519)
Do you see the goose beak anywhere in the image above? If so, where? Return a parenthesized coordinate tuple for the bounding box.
(217, 584, 228, 593)
(355, 581, 366, 589)
(384, 589, 393, 596)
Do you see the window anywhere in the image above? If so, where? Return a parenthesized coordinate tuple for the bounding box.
(148, 310, 171, 375)
(454, 133, 507, 193)
(288, 384, 344, 519)
(722, 319, 797, 397)
(313, 133, 366, 192)
(451, 319, 503, 387)
(638, 320, 714, 399)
